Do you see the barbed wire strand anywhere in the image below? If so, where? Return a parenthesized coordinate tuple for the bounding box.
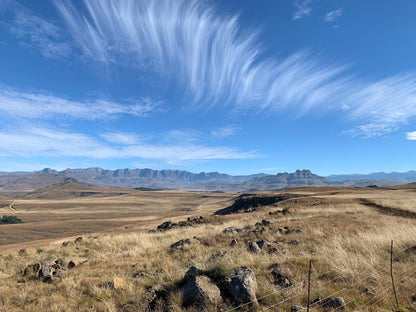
(264, 266, 414, 312)
(352, 271, 416, 312)
(225, 267, 344, 312)
(328, 267, 416, 312)
(363, 273, 416, 312)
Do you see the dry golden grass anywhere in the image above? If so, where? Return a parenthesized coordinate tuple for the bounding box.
(1, 186, 416, 311)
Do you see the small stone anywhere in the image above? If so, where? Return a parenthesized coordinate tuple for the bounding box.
(223, 227, 242, 233)
(288, 240, 300, 245)
(170, 239, 192, 250)
(68, 260, 78, 268)
(62, 241, 73, 247)
(55, 258, 66, 267)
(271, 265, 293, 288)
(291, 305, 303, 311)
(112, 277, 124, 289)
(319, 297, 346, 310)
(255, 240, 265, 249)
(74, 236, 83, 243)
(247, 242, 261, 253)
(230, 239, 238, 247)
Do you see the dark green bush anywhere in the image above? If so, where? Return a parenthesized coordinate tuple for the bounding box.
(0, 215, 23, 224)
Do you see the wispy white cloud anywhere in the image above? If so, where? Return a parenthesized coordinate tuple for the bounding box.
(0, 86, 159, 119)
(344, 74, 416, 137)
(211, 126, 238, 138)
(406, 131, 416, 140)
(293, 0, 312, 20)
(100, 132, 142, 145)
(324, 8, 343, 23)
(0, 127, 256, 164)
(1, 1, 71, 59)
(55, 1, 349, 111)
(163, 130, 200, 144)
(4, 0, 416, 138)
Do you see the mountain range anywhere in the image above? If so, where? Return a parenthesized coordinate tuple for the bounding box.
(0, 167, 414, 194)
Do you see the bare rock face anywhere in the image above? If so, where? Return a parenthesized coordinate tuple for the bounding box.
(182, 275, 222, 308)
(226, 267, 258, 307)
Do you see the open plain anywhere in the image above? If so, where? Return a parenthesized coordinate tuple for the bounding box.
(1, 182, 416, 311)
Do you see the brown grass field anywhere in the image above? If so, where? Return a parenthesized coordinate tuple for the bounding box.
(1, 182, 416, 311)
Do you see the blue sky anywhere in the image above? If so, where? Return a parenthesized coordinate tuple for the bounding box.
(0, 0, 415, 175)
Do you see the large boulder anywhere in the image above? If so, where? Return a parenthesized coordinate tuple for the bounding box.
(182, 275, 222, 308)
(226, 267, 258, 307)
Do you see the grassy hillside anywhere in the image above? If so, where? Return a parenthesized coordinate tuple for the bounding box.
(1, 186, 416, 311)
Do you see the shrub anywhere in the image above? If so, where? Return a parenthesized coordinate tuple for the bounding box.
(0, 215, 23, 224)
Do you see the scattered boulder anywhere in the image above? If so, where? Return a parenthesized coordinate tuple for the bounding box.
(170, 239, 192, 251)
(313, 297, 346, 310)
(291, 305, 304, 312)
(23, 263, 41, 279)
(145, 284, 169, 311)
(247, 242, 261, 254)
(157, 221, 177, 231)
(38, 266, 54, 283)
(62, 241, 73, 247)
(256, 240, 267, 249)
(67, 259, 87, 269)
(278, 226, 292, 235)
(182, 275, 222, 308)
(74, 236, 83, 243)
(255, 219, 274, 227)
(54, 258, 67, 268)
(18, 247, 37, 256)
(223, 227, 242, 234)
(226, 267, 258, 307)
(208, 251, 228, 261)
(230, 239, 238, 247)
(271, 263, 293, 288)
